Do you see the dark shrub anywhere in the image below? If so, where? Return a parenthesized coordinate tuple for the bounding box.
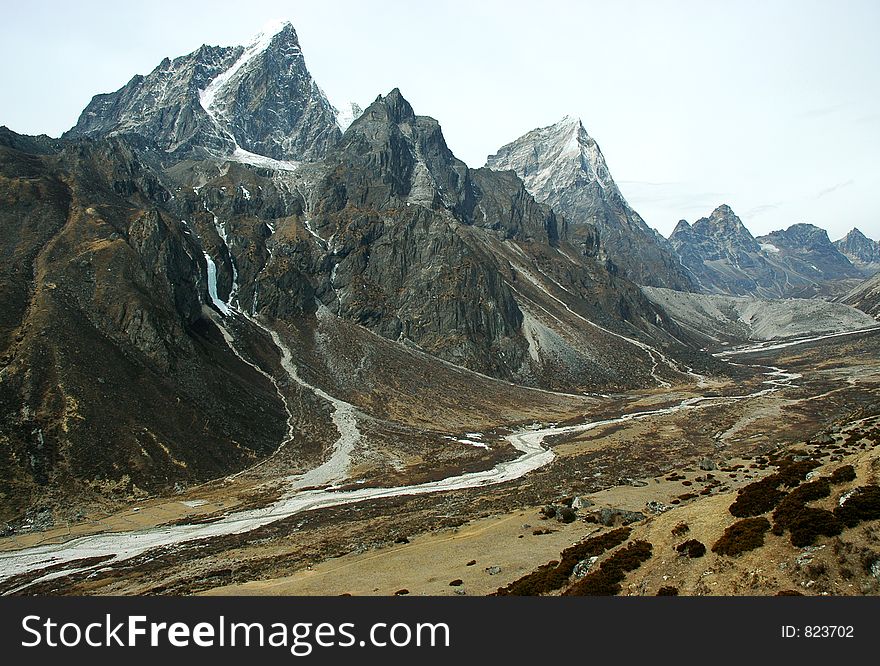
(466, 560, 476, 566)
(829, 465, 856, 485)
(772, 479, 832, 532)
(564, 540, 653, 596)
(776, 590, 803, 596)
(496, 527, 631, 596)
(657, 586, 679, 596)
(449, 579, 463, 587)
(729, 458, 821, 518)
(394, 589, 409, 596)
(835, 486, 880, 527)
(557, 507, 577, 523)
(729, 478, 787, 517)
(788, 508, 842, 547)
(712, 518, 771, 556)
(540, 505, 557, 519)
(671, 522, 689, 537)
(775, 459, 822, 487)
(676, 539, 706, 558)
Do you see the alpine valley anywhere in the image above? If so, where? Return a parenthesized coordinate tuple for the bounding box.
(1, 21, 879, 598)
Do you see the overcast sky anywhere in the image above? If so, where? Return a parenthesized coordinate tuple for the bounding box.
(2, 0, 878, 240)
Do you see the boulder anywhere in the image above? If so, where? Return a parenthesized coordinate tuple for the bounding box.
(598, 508, 646, 526)
(572, 556, 599, 579)
(699, 458, 717, 471)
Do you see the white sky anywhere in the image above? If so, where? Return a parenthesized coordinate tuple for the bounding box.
(1, 0, 878, 240)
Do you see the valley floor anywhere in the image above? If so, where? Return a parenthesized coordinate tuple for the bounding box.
(1, 327, 879, 596)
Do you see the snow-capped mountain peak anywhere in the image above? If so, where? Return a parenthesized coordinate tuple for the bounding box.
(490, 116, 624, 205)
(66, 20, 341, 163)
(486, 116, 695, 290)
(332, 101, 364, 132)
(198, 21, 299, 118)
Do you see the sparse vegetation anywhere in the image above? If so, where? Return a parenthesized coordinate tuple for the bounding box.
(787, 508, 842, 547)
(729, 457, 821, 518)
(729, 478, 787, 517)
(657, 586, 679, 596)
(540, 505, 557, 519)
(771, 478, 832, 533)
(712, 517, 771, 556)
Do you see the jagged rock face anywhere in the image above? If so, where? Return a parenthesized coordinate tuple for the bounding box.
(243, 90, 562, 373)
(486, 117, 693, 290)
(65, 22, 341, 162)
(670, 205, 768, 295)
(834, 228, 880, 274)
(171, 89, 687, 384)
(670, 205, 862, 298)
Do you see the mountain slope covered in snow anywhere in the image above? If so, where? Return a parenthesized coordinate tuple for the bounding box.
(486, 117, 693, 291)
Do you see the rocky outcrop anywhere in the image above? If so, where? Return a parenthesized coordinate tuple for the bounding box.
(0, 134, 288, 520)
(486, 117, 693, 290)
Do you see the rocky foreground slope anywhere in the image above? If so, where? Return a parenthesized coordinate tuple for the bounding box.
(843, 271, 880, 319)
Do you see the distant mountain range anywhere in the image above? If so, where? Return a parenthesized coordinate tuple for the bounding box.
(669, 204, 872, 299)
